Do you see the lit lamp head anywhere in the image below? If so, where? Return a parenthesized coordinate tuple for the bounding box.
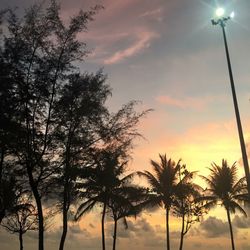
(216, 7, 225, 17)
(211, 7, 235, 26)
(230, 11, 235, 18)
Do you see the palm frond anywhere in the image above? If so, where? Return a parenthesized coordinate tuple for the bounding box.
(137, 171, 162, 192)
(120, 172, 136, 183)
(199, 175, 216, 189)
(227, 200, 247, 217)
(231, 193, 249, 202)
(203, 200, 218, 210)
(136, 194, 163, 211)
(150, 158, 163, 180)
(75, 198, 98, 220)
(232, 176, 247, 194)
(122, 217, 128, 229)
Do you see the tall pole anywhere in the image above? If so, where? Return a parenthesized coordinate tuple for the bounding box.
(212, 17, 250, 195)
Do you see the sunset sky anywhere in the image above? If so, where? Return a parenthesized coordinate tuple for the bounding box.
(1, 0, 250, 249)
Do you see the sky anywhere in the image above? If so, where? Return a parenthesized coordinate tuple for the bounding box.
(1, 0, 250, 249)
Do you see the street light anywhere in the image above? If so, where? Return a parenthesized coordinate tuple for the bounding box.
(211, 8, 250, 195)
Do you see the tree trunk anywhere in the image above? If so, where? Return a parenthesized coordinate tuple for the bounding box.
(0, 148, 5, 224)
(34, 189, 44, 250)
(28, 171, 44, 250)
(59, 182, 69, 250)
(101, 202, 107, 250)
(226, 208, 235, 250)
(179, 213, 185, 250)
(112, 218, 118, 250)
(0, 147, 5, 182)
(166, 207, 170, 250)
(19, 230, 23, 250)
(0, 210, 5, 224)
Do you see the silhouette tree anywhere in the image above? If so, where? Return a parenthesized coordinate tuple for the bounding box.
(52, 71, 110, 250)
(74, 101, 150, 250)
(108, 185, 144, 250)
(172, 168, 205, 250)
(138, 154, 186, 250)
(1, 2, 151, 250)
(1, 195, 38, 250)
(0, 30, 23, 222)
(200, 159, 248, 250)
(0, 176, 17, 223)
(0, 2, 102, 249)
(75, 148, 127, 250)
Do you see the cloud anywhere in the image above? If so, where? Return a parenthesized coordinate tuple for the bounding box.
(69, 223, 88, 236)
(89, 223, 95, 229)
(107, 217, 157, 237)
(137, 217, 154, 232)
(104, 216, 166, 249)
(238, 139, 250, 169)
(233, 215, 250, 229)
(242, 244, 250, 250)
(139, 8, 163, 21)
(103, 30, 158, 64)
(199, 216, 231, 238)
(156, 95, 214, 111)
(72, 0, 163, 64)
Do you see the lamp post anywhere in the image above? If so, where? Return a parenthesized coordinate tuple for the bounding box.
(211, 8, 250, 195)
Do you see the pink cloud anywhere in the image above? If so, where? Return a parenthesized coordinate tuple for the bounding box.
(156, 95, 214, 110)
(103, 30, 158, 64)
(61, 0, 165, 64)
(139, 7, 164, 21)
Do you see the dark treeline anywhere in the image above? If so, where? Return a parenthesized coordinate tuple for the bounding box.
(0, 1, 150, 250)
(0, 1, 249, 250)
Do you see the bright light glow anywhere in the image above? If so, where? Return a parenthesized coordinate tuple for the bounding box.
(216, 7, 225, 17)
(230, 11, 235, 18)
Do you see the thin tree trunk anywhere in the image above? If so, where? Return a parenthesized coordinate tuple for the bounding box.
(101, 202, 107, 250)
(19, 230, 23, 250)
(112, 218, 118, 250)
(0, 210, 5, 224)
(0, 148, 5, 223)
(226, 208, 235, 250)
(60, 137, 73, 250)
(166, 207, 170, 250)
(179, 213, 185, 250)
(35, 190, 44, 250)
(59, 184, 69, 250)
(28, 171, 44, 250)
(0, 147, 5, 182)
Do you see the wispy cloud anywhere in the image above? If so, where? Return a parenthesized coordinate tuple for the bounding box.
(71, 0, 164, 64)
(104, 30, 158, 64)
(156, 95, 214, 110)
(139, 7, 163, 21)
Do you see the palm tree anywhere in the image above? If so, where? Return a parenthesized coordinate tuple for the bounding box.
(138, 154, 185, 250)
(172, 169, 205, 250)
(75, 148, 139, 250)
(75, 151, 116, 250)
(108, 186, 145, 250)
(201, 159, 248, 250)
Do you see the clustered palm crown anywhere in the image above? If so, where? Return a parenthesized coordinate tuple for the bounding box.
(201, 159, 248, 215)
(138, 154, 182, 208)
